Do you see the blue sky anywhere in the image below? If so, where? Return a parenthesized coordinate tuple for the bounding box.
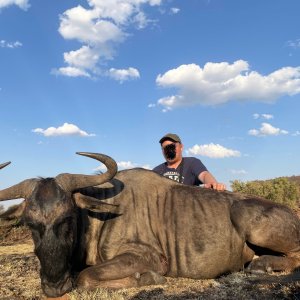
(1, 0, 300, 207)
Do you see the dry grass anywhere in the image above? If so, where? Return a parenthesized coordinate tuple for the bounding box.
(1, 224, 300, 300)
(0, 243, 33, 255)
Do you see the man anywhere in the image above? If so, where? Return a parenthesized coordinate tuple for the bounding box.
(153, 133, 226, 191)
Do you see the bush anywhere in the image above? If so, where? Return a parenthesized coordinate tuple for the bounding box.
(231, 177, 300, 208)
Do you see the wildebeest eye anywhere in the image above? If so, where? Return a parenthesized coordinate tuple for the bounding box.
(53, 217, 74, 238)
(27, 222, 45, 234)
(27, 222, 46, 244)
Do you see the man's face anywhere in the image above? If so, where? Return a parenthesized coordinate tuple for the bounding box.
(161, 140, 183, 163)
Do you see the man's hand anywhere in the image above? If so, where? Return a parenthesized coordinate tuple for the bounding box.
(199, 171, 226, 191)
(203, 182, 226, 191)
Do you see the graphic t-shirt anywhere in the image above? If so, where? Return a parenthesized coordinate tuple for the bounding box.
(152, 157, 208, 186)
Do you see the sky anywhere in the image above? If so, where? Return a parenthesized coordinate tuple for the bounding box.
(1, 0, 300, 208)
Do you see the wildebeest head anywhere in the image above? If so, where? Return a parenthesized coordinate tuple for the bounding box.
(0, 152, 118, 297)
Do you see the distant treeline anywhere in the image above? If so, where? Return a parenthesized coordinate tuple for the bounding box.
(231, 176, 300, 208)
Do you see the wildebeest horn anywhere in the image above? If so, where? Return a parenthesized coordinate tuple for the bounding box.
(55, 152, 118, 192)
(0, 153, 117, 201)
(0, 161, 38, 201)
(0, 161, 11, 170)
(0, 178, 38, 202)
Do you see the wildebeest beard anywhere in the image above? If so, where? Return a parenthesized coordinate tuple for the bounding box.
(31, 214, 77, 297)
(164, 143, 176, 160)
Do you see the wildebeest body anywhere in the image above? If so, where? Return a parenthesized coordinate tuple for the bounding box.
(1, 153, 300, 297)
(85, 173, 244, 279)
(77, 169, 300, 283)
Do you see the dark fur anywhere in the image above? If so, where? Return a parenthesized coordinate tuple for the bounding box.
(2, 169, 300, 297)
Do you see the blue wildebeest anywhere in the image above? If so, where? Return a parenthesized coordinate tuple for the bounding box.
(0, 153, 300, 298)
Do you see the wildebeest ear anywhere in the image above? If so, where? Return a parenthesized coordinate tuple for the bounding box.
(0, 201, 26, 220)
(73, 192, 118, 213)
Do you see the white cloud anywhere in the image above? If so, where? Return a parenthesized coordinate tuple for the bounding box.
(52, 46, 101, 77)
(0, 0, 30, 10)
(117, 161, 136, 169)
(292, 131, 300, 136)
(32, 123, 96, 137)
(59, 7, 125, 45)
(253, 113, 274, 120)
(56, 0, 162, 78)
(230, 169, 247, 175)
(170, 7, 180, 14)
(64, 46, 100, 70)
(148, 103, 156, 108)
(95, 160, 151, 171)
(107, 67, 140, 82)
(52, 66, 91, 78)
(248, 122, 289, 137)
(261, 114, 274, 120)
(186, 143, 241, 159)
(133, 11, 152, 29)
(117, 161, 151, 170)
(155, 60, 300, 110)
(286, 39, 300, 49)
(0, 40, 22, 48)
(141, 164, 151, 170)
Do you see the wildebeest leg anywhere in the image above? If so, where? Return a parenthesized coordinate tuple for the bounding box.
(85, 215, 102, 265)
(241, 243, 255, 265)
(246, 254, 300, 274)
(76, 251, 167, 289)
(231, 199, 300, 274)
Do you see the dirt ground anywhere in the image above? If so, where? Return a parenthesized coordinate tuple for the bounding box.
(0, 223, 300, 300)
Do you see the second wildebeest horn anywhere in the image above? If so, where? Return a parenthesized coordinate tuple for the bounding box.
(0, 161, 11, 170)
(55, 152, 118, 192)
(0, 153, 117, 201)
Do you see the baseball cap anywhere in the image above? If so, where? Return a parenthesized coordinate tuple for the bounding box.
(159, 133, 182, 144)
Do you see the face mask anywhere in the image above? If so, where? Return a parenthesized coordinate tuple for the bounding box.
(163, 143, 176, 160)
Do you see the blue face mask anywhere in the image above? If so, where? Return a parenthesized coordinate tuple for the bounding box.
(163, 143, 176, 160)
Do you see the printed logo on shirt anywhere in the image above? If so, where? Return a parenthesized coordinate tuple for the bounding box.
(163, 171, 184, 183)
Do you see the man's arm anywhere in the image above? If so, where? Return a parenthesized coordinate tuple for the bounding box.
(198, 171, 226, 191)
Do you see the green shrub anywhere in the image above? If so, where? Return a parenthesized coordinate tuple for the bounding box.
(231, 177, 300, 208)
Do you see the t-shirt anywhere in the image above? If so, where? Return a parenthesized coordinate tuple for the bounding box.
(152, 157, 208, 186)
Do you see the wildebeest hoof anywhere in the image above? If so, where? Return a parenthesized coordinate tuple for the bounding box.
(138, 271, 167, 286)
(246, 258, 272, 274)
(245, 268, 267, 275)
